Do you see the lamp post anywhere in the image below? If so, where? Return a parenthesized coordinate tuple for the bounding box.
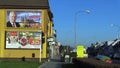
(111, 24, 120, 39)
(74, 10, 90, 46)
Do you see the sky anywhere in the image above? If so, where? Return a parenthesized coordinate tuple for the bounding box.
(49, 0, 120, 47)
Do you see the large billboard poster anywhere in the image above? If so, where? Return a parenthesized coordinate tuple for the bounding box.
(6, 10, 42, 28)
(6, 31, 42, 49)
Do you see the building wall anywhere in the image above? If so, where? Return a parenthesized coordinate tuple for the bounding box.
(42, 9, 48, 58)
(0, 9, 52, 59)
(0, 9, 5, 58)
(42, 9, 53, 58)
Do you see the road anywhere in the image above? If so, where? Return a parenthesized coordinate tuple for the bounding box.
(38, 55, 66, 68)
(112, 59, 120, 64)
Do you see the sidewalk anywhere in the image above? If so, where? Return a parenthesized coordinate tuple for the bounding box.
(38, 55, 65, 68)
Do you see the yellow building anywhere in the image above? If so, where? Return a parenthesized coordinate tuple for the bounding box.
(0, 0, 53, 61)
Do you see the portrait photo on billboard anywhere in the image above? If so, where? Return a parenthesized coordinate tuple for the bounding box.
(6, 10, 42, 28)
(5, 31, 42, 49)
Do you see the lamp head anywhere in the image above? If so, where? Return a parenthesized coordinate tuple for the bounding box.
(85, 10, 90, 14)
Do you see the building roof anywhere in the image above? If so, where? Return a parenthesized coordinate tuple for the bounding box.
(0, 0, 49, 9)
(111, 39, 120, 46)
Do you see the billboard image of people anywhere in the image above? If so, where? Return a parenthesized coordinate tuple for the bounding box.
(6, 10, 42, 28)
(6, 31, 42, 49)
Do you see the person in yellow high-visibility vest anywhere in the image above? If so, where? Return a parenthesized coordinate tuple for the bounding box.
(76, 45, 84, 58)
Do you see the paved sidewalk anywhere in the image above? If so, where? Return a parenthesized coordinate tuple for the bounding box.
(38, 56, 65, 68)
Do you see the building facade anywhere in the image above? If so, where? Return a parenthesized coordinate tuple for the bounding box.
(0, 0, 54, 61)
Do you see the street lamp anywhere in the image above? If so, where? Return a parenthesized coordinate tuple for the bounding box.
(74, 10, 90, 46)
(111, 24, 120, 39)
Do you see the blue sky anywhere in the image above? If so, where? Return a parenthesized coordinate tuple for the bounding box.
(49, 0, 120, 47)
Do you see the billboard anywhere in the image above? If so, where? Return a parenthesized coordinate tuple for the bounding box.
(6, 10, 42, 28)
(5, 31, 42, 49)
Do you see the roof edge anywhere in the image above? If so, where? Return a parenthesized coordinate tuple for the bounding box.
(0, 5, 50, 9)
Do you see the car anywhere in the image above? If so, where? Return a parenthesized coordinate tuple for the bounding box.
(96, 55, 112, 63)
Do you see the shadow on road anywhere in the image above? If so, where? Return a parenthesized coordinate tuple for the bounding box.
(62, 63, 78, 68)
(50, 58, 61, 62)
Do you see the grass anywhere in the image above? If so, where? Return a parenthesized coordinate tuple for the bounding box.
(0, 60, 41, 68)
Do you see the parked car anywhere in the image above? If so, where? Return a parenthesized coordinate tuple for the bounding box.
(96, 55, 112, 63)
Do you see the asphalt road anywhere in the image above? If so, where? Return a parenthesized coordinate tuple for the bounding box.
(112, 59, 120, 64)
